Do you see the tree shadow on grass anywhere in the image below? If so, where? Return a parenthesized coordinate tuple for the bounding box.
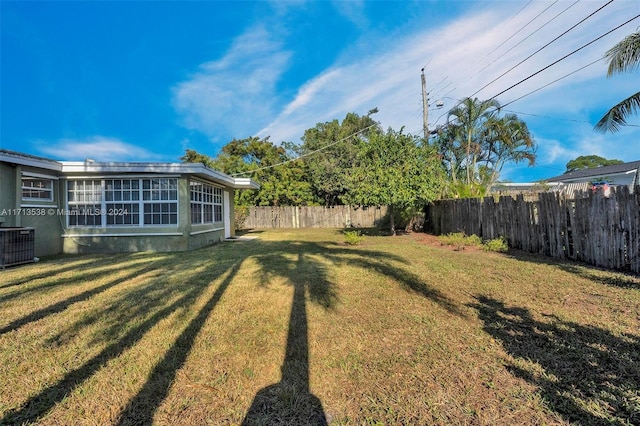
(555, 263, 640, 289)
(470, 295, 640, 425)
(242, 243, 331, 426)
(0, 256, 100, 290)
(0, 259, 169, 336)
(242, 239, 463, 424)
(506, 250, 640, 289)
(0, 254, 153, 303)
(0, 252, 241, 425)
(2, 236, 465, 425)
(115, 261, 243, 425)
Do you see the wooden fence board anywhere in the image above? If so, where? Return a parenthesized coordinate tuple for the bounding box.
(242, 205, 389, 229)
(425, 188, 640, 273)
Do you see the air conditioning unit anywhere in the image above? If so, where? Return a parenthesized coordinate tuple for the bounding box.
(0, 227, 35, 269)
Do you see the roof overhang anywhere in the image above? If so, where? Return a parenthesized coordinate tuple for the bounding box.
(0, 149, 63, 172)
(60, 161, 260, 190)
(547, 170, 637, 183)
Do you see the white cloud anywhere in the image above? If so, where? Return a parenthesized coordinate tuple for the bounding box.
(331, 0, 368, 30)
(37, 136, 163, 162)
(169, 0, 638, 177)
(538, 137, 581, 165)
(172, 25, 291, 140)
(255, 0, 639, 174)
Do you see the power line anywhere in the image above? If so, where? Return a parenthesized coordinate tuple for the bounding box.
(500, 57, 603, 108)
(230, 123, 378, 177)
(504, 109, 640, 127)
(488, 13, 640, 101)
(470, 0, 615, 99)
(476, 0, 580, 76)
(503, 109, 593, 124)
(429, 1, 618, 131)
(431, 81, 453, 99)
(431, 75, 449, 92)
(483, 0, 559, 67)
(476, 0, 536, 65)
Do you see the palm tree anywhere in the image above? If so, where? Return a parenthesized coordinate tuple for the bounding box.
(482, 114, 536, 191)
(595, 32, 640, 133)
(447, 97, 500, 185)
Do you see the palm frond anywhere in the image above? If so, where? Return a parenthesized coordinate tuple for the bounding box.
(594, 91, 640, 133)
(605, 32, 640, 76)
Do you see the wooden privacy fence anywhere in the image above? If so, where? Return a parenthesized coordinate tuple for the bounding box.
(242, 205, 389, 229)
(425, 187, 640, 273)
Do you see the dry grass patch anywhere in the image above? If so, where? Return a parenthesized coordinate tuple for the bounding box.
(1, 228, 638, 425)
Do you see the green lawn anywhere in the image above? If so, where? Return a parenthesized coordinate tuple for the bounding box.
(1, 229, 638, 425)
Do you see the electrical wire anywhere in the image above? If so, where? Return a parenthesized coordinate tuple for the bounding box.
(503, 109, 640, 127)
(476, 0, 536, 65)
(470, 0, 615, 99)
(427, 1, 617, 131)
(431, 81, 453, 99)
(488, 13, 640, 101)
(230, 123, 378, 177)
(499, 57, 603, 108)
(476, 0, 580, 76)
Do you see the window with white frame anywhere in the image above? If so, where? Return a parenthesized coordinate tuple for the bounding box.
(67, 180, 102, 226)
(22, 177, 54, 201)
(190, 181, 223, 224)
(105, 179, 140, 225)
(142, 178, 178, 225)
(67, 178, 178, 227)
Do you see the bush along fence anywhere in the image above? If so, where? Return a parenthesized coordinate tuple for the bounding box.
(241, 205, 389, 229)
(424, 187, 640, 273)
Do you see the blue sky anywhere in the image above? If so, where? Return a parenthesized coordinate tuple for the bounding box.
(1, 0, 638, 182)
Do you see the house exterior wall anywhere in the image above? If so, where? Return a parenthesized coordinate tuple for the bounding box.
(1, 151, 253, 256)
(19, 165, 64, 256)
(60, 175, 235, 254)
(561, 173, 637, 187)
(0, 162, 18, 227)
(0, 163, 63, 256)
(227, 189, 235, 238)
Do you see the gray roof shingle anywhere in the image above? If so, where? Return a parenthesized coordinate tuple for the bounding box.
(546, 160, 640, 182)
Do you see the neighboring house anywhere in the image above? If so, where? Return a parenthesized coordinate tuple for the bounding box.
(0, 149, 259, 257)
(545, 160, 640, 191)
(491, 161, 640, 198)
(490, 182, 561, 195)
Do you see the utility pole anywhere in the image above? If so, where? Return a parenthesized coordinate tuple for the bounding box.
(421, 68, 428, 141)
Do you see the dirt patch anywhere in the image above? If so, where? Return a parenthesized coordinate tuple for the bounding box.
(410, 232, 483, 253)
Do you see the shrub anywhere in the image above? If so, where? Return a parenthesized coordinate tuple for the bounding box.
(234, 205, 250, 230)
(438, 232, 482, 248)
(483, 237, 509, 253)
(344, 230, 364, 245)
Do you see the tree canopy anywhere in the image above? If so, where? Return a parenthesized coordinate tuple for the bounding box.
(185, 137, 316, 207)
(433, 97, 536, 198)
(343, 128, 444, 234)
(182, 106, 530, 214)
(300, 110, 380, 205)
(565, 155, 623, 173)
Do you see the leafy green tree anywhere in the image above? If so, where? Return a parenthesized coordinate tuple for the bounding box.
(595, 32, 640, 133)
(344, 128, 444, 235)
(180, 149, 215, 167)
(565, 155, 623, 172)
(301, 110, 380, 205)
(183, 137, 317, 207)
